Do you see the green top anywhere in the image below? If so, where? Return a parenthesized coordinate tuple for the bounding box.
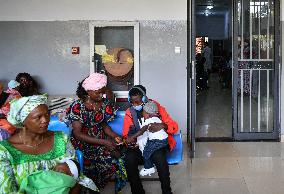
(0, 132, 97, 194)
(19, 170, 76, 194)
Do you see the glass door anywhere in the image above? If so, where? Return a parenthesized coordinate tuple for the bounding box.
(233, 0, 280, 140)
(187, 0, 196, 157)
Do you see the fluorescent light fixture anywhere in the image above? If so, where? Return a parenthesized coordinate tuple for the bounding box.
(207, 5, 213, 9)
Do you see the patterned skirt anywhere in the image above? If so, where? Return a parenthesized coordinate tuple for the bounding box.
(71, 137, 127, 194)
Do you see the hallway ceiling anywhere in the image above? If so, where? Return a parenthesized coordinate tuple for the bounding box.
(196, 0, 231, 16)
(196, 0, 231, 7)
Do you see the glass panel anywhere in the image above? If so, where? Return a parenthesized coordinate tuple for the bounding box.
(236, 0, 276, 60)
(94, 26, 134, 91)
(236, 0, 275, 133)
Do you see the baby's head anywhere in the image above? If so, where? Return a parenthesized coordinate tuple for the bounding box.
(54, 159, 80, 179)
(142, 101, 158, 119)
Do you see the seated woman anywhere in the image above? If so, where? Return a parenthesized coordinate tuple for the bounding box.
(0, 80, 22, 140)
(0, 95, 98, 193)
(123, 85, 179, 194)
(16, 72, 40, 96)
(66, 73, 127, 193)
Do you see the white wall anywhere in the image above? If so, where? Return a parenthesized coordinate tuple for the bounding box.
(0, 0, 187, 21)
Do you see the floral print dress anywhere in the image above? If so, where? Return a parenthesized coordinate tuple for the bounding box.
(66, 99, 127, 193)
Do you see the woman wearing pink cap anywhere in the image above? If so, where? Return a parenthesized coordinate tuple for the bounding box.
(66, 73, 127, 193)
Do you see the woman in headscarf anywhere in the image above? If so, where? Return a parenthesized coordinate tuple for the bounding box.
(66, 73, 127, 193)
(0, 95, 98, 193)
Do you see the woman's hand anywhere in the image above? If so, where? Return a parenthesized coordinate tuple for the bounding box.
(102, 139, 116, 151)
(115, 136, 123, 145)
(125, 136, 136, 144)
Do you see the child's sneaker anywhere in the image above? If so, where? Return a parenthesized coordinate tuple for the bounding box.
(139, 167, 155, 176)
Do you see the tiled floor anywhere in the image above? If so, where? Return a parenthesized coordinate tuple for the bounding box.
(196, 73, 232, 138)
(101, 141, 284, 194)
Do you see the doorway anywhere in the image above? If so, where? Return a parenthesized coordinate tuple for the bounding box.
(188, 0, 280, 149)
(195, 0, 233, 140)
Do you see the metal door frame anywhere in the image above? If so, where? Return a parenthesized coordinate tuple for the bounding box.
(187, 0, 196, 157)
(232, 0, 281, 140)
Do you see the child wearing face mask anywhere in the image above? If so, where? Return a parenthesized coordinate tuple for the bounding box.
(126, 101, 168, 176)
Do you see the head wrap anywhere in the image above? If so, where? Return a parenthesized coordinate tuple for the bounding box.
(82, 73, 107, 91)
(8, 80, 20, 89)
(7, 95, 48, 128)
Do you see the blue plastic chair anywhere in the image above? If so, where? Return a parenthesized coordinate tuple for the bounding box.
(48, 115, 71, 136)
(108, 110, 125, 136)
(166, 133, 183, 165)
(76, 111, 184, 170)
(48, 116, 83, 170)
(76, 149, 84, 172)
(108, 110, 183, 165)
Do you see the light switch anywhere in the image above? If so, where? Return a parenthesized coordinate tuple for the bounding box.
(175, 46, 181, 54)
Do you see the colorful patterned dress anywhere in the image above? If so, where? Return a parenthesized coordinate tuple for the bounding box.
(0, 132, 98, 193)
(66, 99, 127, 193)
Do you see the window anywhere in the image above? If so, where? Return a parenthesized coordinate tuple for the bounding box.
(90, 22, 139, 98)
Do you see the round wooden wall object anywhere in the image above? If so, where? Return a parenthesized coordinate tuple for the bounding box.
(103, 48, 134, 77)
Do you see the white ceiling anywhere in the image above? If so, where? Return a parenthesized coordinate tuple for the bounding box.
(195, 0, 231, 16)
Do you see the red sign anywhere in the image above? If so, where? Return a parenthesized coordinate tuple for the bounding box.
(72, 47, 80, 54)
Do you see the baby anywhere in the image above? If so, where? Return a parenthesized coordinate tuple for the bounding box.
(129, 101, 168, 176)
(54, 158, 80, 179)
(20, 159, 80, 194)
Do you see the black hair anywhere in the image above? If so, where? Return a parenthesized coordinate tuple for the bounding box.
(76, 79, 88, 100)
(15, 72, 39, 96)
(16, 72, 38, 87)
(129, 85, 146, 97)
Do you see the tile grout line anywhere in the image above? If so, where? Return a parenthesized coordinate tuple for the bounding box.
(235, 154, 252, 194)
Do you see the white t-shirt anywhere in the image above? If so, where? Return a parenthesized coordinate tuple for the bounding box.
(137, 117, 168, 153)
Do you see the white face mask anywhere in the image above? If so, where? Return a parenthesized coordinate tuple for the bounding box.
(133, 104, 143, 111)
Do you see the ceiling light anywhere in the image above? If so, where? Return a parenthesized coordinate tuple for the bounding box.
(207, 5, 214, 9)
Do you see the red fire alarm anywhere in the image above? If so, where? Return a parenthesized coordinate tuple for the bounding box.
(72, 47, 80, 54)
